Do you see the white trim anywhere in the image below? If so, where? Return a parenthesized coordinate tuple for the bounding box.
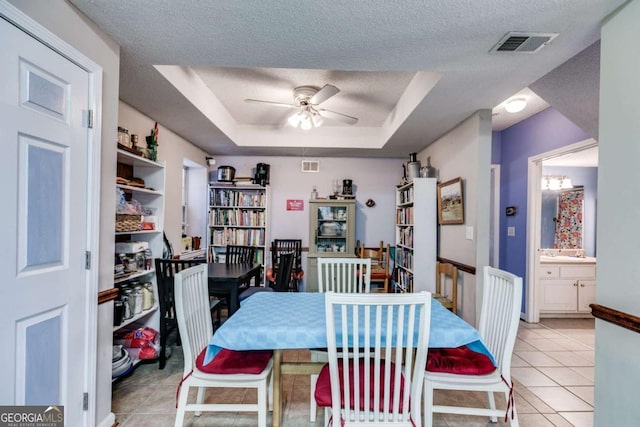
(0, 1, 103, 424)
(525, 138, 597, 323)
(490, 164, 501, 268)
(97, 412, 116, 427)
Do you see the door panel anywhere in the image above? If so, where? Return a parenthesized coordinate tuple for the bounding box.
(0, 18, 90, 424)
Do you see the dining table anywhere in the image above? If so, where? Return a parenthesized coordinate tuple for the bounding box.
(207, 292, 494, 427)
(207, 262, 262, 316)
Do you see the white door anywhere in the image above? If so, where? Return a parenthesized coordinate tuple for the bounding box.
(0, 18, 91, 424)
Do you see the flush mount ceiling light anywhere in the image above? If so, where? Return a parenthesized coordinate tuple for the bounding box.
(505, 97, 527, 113)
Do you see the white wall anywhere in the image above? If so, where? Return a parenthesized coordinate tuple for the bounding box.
(417, 110, 493, 325)
(7, 1, 120, 425)
(118, 101, 209, 254)
(595, 1, 640, 424)
(211, 155, 405, 287)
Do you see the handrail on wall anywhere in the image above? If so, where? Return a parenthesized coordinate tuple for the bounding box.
(590, 304, 640, 334)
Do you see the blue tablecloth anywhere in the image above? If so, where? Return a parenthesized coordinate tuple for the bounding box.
(206, 292, 493, 364)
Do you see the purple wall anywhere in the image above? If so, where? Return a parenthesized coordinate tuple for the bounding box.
(496, 108, 589, 310)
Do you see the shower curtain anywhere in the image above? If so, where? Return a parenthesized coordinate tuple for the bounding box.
(554, 188, 584, 249)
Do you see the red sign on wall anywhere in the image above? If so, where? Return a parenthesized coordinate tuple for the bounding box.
(286, 199, 304, 211)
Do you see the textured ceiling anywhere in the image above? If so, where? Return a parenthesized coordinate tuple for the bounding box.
(68, 0, 622, 158)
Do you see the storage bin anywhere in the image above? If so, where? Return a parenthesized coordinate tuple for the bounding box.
(115, 214, 142, 232)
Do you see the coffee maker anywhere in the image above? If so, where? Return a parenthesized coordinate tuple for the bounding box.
(254, 163, 270, 186)
(342, 179, 353, 195)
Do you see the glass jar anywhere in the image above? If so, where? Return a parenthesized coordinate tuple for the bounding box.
(142, 282, 154, 310)
(132, 286, 143, 314)
(117, 126, 130, 148)
(121, 288, 133, 320)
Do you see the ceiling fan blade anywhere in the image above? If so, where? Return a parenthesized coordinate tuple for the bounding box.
(318, 109, 359, 125)
(244, 99, 298, 109)
(310, 84, 340, 105)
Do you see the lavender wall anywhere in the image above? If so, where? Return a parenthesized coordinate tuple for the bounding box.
(497, 108, 590, 309)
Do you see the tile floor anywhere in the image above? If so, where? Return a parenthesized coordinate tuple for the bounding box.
(112, 317, 595, 426)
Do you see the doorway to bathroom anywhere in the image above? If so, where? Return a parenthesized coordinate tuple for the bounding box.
(525, 138, 598, 322)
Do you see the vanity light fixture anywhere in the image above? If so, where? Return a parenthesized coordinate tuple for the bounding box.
(505, 97, 527, 113)
(541, 175, 573, 191)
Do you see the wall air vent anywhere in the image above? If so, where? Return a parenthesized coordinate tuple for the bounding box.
(301, 159, 320, 173)
(489, 32, 559, 53)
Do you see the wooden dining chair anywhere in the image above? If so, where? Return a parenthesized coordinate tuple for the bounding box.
(314, 292, 432, 426)
(359, 241, 393, 293)
(266, 239, 303, 291)
(239, 251, 295, 301)
(434, 261, 458, 313)
(174, 264, 273, 427)
(154, 258, 222, 370)
(423, 266, 523, 427)
(209, 244, 258, 310)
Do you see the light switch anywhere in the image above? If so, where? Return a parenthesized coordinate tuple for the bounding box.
(507, 226, 515, 237)
(465, 226, 474, 240)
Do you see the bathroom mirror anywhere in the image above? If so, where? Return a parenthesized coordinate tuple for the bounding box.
(541, 187, 584, 250)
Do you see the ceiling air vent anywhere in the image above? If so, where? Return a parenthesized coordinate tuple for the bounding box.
(301, 159, 320, 173)
(489, 32, 558, 53)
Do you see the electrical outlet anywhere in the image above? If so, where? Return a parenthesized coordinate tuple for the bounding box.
(507, 226, 515, 237)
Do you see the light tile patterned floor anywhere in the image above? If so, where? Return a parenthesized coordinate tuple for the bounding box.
(112, 317, 595, 426)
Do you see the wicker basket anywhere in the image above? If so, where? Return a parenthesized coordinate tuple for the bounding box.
(115, 214, 142, 232)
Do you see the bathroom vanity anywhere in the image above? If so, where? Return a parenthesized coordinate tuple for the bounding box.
(538, 255, 596, 316)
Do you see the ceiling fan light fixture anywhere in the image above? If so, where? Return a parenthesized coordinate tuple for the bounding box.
(288, 111, 303, 127)
(299, 113, 313, 130)
(311, 111, 323, 127)
(505, 97, 527, 113)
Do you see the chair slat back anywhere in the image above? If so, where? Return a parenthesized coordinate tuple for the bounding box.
(225, 245, 256, 264)
(318, 258, 371, 293)
(479, 266, 523, 376)
(174, 264, 212, 375)
(271, 239, 302, 270)
(155, 258, 205, 318)
(273, 252, 295, 292)
(324, 292, 431, 425)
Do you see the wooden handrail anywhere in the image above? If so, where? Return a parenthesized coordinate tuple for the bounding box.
(98, 288, 119, 305)
(437, 257, 476, 275)
(590, 304, 640, 334)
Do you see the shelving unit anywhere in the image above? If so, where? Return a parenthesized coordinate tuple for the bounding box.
(113, 149, 165, 378)
(394, 178, 437, 293)
(306, 199, 356, 292)
(207, 183, 269, 270)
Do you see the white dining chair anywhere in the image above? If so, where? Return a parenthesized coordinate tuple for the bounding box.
(173, 264, 273, 427)
(318, 257, 372, 293)
(314, 291, 431, 426)
(423, 266, 523, 427)
(310, 257, 372, 421)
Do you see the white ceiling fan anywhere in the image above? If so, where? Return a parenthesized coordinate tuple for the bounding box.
(245, 84, 358, 130)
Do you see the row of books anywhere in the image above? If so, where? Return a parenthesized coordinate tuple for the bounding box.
(396, 227, 413, 247)
(208, 209, 266, 227)
(395, 248, 413, 272)
(395, 207, 414, 225)
(209, 228, 265, 247)
(394, 269, 413, 293)
(209, 189, 266, 208)
(397, 187, 414, 205)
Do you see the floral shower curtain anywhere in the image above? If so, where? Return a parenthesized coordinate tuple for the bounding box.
(554, 188, 584, 249)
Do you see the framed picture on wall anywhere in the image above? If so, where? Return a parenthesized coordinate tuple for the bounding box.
(437, 177, 464, 224)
